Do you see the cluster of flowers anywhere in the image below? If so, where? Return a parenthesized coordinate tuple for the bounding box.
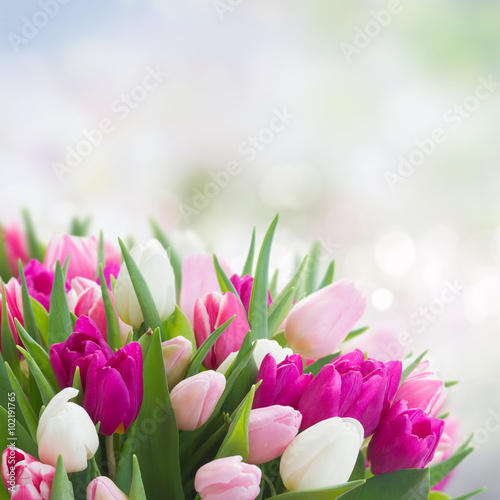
(0, 217, 478, 500)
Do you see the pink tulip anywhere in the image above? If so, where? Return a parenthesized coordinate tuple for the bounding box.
(180, 253, 231, 324)
(3, 223, 29, 277)
(195, 456, 261, 500)
(394, 361, 449, 418)
(284, 279, 366, 360)
(44, 234, 98, 281)
(170, 371, 226, 431)
(22, 260, 59, 311)
(162, 336, 193, 390)
(1, 447, 55, 500)
(230, 274, 272, 314)
(87, 476, 128, 499)
(247, 405, 302, 464)
(194, 291, 250, 370)
(0, 278, 24, 352)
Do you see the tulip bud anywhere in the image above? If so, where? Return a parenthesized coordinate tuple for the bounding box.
(394, 361, 449, 418)
(179, 253, 231, 325)
(3, 223, 29, 276)
(280, 417, 364, 491)
(367, 400, 445, 474)
(170, 371, 226, 431)
(87, 476, 128, 500)
(194, 291, 250, 370)
(1, 447, 55, 499)
(284, 279, 366, 360)
(37, 388, 99, 472)
(23, 259, 58, 311)
(44, 234, 98, 281)
(229, 273, 272, 314)
(114, 239, 176, 328)
(195, 456, 261, 500)
(247, 405, 302, 465)
(162, 336, 193, 390)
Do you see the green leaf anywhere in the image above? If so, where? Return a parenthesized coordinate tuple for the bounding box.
(0, 405, 38, 458)
(444, 380, 459, 388)
(50, 455, 75, 499)
(400, 350, 429, 386)
(0, 348, 13, 415)
(48, 261, 73, 346)
(249, 215, 279, 339)
(32, 298, 49, 346)
(69, 216, 91, 237)
(430, 445, 474, 488)
(317, 260, 335, 290)
(451, 488, 487, 500)
(303, 241, 322, 296)
(19, 263, 41, 345)
(134, 328, 184, 500)
(241, 227, 256, 276)
(216, 385, 256, 460)
(269, 268, 279, 300)
(17, 346, 55, 405)
(274, 480, 365, 500)
(184, 316, 235, 378)
(72, 367, 84, 406)
(338, 468, 430, 500)
(97, 230, 105, 268)
(213, 254, 245, 312)
(5, 362, 38, 440)
(1, 282, 21, 383)
(118, 238, 163, 335)
(344, 326, 370, 343)
(98, 265, 122, 351)
(303, 352, 341, 376)
(429, 492, 451, 500)
(348, 451, 366, 482)
(22, 208, 43, 261)
(267, 287, 295, 336)
(115, 420, 138, 495)
(0, 224, 13, 281)
(163, 305, 196, 351)
(269, 256, 307, 316)
(129, 455, 147, 500)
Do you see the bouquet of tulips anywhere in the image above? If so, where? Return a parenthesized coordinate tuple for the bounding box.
(0, 213, 483, 500)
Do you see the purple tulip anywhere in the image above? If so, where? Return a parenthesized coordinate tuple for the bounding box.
(253, 354, 313, 409)
(230, 274, 272, 314)
(83, 341, 143, 436)
(298, 349, 401, 436)
(50, 316, 113, 390)
(367, 400, 445, 474)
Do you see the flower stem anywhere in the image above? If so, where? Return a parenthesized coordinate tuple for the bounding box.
(262, 473, 276, 496)
(106, 434, 116, 480)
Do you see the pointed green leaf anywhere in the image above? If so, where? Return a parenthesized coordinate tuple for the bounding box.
(72, 367, 84, 406)
(0, 224, 13, 281)
(1, 282, 21, 383)
(303, 242, 322, 296)
(444, 380, 459, 388)
(400, 350, 429, 386)
(163, 305, 196, 351)
(22, 208, 43, 262)
(430, 445, 474, 488)
(269, 256, 307, 316)
(318, 260, 335, 290)
(267, 287, 294, 336)
(48, 261, 73, 346)
(241, 227, 256, 276)
(213, 254, 246, 312)
(32, 298, 49, 346)
(97, 230, 105, 268)
(269, 268, 279, 299)
(0, 405, 38, 458)
(304, 352, 341, 376)
(129, 455, 147, 500)
(452, 488, 486, 500)
(50, 455, 75, 499)
(118, 238, 163, 335)
(19, 263, 41, 345)
(98, 265, 122, 351)
(17, 346, 55, 405)
(429, 492, 451, 500)
(69, 216, 91, 237)
(0, 348, 13, 412)
(274, 480, 365, 500)
(115, 420, 138, 495)
(249, 215, 279, 339)
(348, 451, 366, 481)
(344, 326, 370, 343)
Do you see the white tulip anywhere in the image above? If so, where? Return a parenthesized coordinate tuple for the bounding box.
(37, 388, 99, 473)
(280, 417, 364, 491)
(217, 339, 293, 375)
(114, 239, 176, 328)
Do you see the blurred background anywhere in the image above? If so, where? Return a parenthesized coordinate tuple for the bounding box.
(1, 0, 499, 496)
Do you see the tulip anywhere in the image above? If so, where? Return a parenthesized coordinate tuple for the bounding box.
(44, 234, 98, 281)
(87, 477, 128, 500)
(195, 456, 261, 500)
(22, 260, 58, 311)
(3, 223, 29, 277)
(180, 253, 231, 325)
(431, 415, 461, 491)
(114, 239, 176, 328)
(280, 417, 364, 491)
(284, 279, 366, 360)
(37, 388, 99, 472)
(367, 400, 445, 474)
(193, 291, 250, 370)
(0, 278, 24, 355)
(162, 336, 193, 390)
(83, 341, 143, 436)
(253, 354, 313, 409)
(394, 361, 449, 418)
(247, 405, 302, 464)
(229, 273, 272, 314)
(217, 339, 293, 375)
(170, 371, 226, 431)
(298, 349, 402, 436)
(98, 262, 121, 290)
(1, 447, 55, 500)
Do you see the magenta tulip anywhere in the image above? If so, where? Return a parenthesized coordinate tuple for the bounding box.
(367, 400, 445, 474)
(0, 278, 24, 353)
(170, 371, 226, 431)
(44, 234, 98, 281)
(87, 476, 128, 499)
(195, 456, 261, 500)
(298, 349, 401, 436)
(247, 405, 302, 464)
(284, 279, 366, 360)
(3, 223, 29, 277)
(194, 291, 250, 370)
(229, 274, 272, 314)
(394, 361, 449, 418)
(1, 447, 55, 500)
(253, 354, 313, 410)
(22, 260, 59, 311)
